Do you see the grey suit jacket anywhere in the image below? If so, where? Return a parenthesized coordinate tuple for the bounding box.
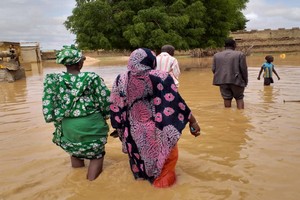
(212, 49, 248, 87)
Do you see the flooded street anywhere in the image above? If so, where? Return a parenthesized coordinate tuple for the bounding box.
(0, 55, 300, 200)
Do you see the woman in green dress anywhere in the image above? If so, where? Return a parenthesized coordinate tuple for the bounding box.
(42, 45, 110, 180)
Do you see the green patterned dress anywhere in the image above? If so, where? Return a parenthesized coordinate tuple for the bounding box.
(42, 72, 110, 159)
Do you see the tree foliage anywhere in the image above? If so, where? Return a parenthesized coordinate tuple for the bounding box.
(65, 0, 248, 51)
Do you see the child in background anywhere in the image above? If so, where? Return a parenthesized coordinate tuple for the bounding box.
(257, 55, 280, 86)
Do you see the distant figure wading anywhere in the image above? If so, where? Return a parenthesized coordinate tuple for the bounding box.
(156, 45, 180, 87)
(212, 38, 248, 109)
(257, 55, 280, 86)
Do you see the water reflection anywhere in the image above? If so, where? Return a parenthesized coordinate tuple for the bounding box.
(262, 86, 274, 103)
(0, 78, 29, 134)
(172, 70, 253, 199)
(30, 62, 43, 76)
(0, 78, 27, 104)
(0, 60, 300, 200)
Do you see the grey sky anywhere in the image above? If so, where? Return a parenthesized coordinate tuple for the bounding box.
(0, 0, 76, 50)
(0, 0, 299, 50)
(243, 0, 300, 30)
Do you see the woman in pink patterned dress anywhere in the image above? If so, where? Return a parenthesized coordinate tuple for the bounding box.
(110, 48, 200, 188)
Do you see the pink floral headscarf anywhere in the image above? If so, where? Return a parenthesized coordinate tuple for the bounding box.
(110, 48, 191, 182)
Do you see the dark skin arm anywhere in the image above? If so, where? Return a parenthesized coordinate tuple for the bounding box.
(110, 114, 201, 138)
(257, 66, 263, 80)
(272, 68, 280, 80)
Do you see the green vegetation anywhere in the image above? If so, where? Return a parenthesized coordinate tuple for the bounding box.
(65, 0, 248, 51)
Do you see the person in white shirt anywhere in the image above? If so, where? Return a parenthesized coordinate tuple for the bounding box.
(156, 45, 180, 87)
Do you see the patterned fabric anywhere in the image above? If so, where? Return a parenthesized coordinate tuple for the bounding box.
(262, 62, 274, 78)
(56, 44, 83, 66)
(42, 72, 111, 159)
(60, 112, 108, 159)
(156, 52, 180, 87)
(153, 144, 178, 188)
(110, 48, 191, 183)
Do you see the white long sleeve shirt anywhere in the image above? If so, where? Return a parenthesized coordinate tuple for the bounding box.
(156, 52, 180, 87)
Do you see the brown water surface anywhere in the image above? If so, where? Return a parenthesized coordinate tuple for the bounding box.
(0, 56, 300, 200)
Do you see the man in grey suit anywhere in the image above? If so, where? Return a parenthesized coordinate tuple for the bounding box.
(212, 38, 248, 109)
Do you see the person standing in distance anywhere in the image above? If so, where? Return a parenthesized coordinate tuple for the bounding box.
(156, 45, 180, 87)
(212, 38, 248, 109)
(257, 55, 280, 86)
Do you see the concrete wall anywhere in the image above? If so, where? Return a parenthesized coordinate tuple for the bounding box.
(20, 46, 42, 63)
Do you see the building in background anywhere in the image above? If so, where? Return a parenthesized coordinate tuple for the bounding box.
(19, 42, 42, 70)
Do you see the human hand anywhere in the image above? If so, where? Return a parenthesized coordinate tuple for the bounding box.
(109, 130, 119, 138)
(110, 129, 123, 139)
(189, 121, 201, 137)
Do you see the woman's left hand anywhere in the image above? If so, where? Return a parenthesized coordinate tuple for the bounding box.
(189, 122, 201, 137)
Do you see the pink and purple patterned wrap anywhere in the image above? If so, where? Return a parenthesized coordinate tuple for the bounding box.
(110, 48, 191, 182)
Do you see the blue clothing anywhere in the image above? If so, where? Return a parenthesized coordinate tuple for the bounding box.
(262, 62, 274, 78)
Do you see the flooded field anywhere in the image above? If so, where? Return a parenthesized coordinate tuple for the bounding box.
(0, 55, 300, 200)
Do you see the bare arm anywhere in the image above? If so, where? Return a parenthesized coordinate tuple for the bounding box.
(257, 67, 263, 80)
(272, 67, 280, 80)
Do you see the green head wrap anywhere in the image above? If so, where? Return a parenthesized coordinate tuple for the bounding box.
(56, 44, 83, 65)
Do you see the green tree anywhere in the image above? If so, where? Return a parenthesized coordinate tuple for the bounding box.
(65, 0, 248, 50)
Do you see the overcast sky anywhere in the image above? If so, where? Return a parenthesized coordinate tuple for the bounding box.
(0, 0, 299, 50)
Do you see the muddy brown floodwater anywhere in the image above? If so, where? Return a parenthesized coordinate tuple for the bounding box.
(0, 54, 299, 200)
